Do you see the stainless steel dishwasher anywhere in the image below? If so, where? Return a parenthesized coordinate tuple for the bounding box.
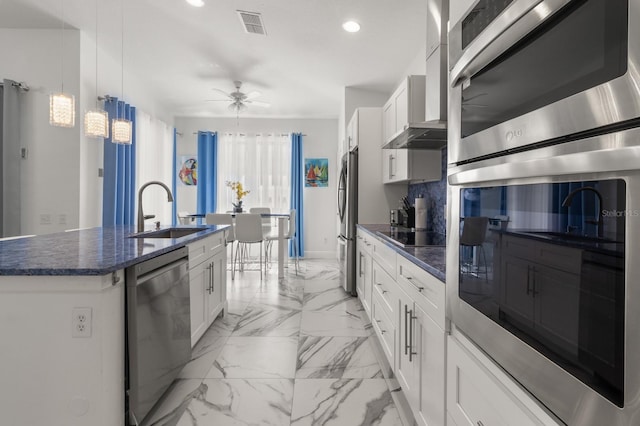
(125, 246, 191, 425)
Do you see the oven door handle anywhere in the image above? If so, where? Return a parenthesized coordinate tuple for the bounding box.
(450, 0, 563, 87)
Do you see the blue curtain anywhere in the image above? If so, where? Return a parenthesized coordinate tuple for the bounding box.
(197, 131, 217, 220)
(290, 133, 304, 257)
(172, 128, 178, 226)
(102, 98, 136, 226)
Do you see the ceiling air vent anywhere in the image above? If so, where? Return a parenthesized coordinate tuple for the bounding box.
(237, 10, 267, 35)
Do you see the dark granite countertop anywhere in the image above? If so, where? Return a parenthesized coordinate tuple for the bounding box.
(357, 224, 446, 282)
(0, 225, 228, 276)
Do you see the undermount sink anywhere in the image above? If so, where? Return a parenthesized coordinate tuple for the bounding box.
(128, 227, 207, 239)
(523, 231, 622, 245)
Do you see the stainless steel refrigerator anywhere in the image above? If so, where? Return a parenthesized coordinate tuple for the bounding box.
(338, 148, 358, 295)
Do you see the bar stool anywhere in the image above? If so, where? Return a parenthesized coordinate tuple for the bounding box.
(460, 216, 489, 282)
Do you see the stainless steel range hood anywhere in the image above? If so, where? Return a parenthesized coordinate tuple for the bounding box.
(383, 0, 448, 150)
(382, 120, 447, 149)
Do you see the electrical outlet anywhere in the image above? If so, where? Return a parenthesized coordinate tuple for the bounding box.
(72, 307, 92, 338)
(40, 214, 51, 225)
(58, 214, 67, 225)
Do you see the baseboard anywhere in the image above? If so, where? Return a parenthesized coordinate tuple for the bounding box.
(302, 251, 337, 259)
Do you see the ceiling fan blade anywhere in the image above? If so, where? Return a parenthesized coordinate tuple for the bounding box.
(205, 99, 232, 102)
(245, 100, 271, 107)
(244, 91, 262, 100)
(211, 88, 232, 98)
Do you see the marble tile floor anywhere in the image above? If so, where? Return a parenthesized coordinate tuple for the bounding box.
(145, 259, 410, 426)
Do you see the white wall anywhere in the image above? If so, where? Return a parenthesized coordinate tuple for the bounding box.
(0, 29, 81, 235)
(1, 28, 174, 233)
(174, 117, 338, 258)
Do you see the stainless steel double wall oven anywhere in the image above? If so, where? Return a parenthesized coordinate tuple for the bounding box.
(447, 0, 640, 424)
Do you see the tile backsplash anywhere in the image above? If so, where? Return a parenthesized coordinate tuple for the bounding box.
(408, 147, 447, 235)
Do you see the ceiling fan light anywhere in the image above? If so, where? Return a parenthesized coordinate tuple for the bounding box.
(112, 118, 132, 144)
(49, 92, 76, 127)
(185, 0, 204, 7)
(84, 109, 109, 138)
(342, 20, 361, 33)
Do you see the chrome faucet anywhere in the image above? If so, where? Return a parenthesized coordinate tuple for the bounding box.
(561, 186, 603, 238)
(137, 181, 174, 232)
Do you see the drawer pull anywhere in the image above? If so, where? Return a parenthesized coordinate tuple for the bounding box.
(376, 319, 382, 323)
(477, 422, 485, 426)
(380, 329, 387, 335)
(405, 276, 424, 292)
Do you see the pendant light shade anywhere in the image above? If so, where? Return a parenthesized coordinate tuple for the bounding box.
(49, 92, 75, 127)
(112, 118, 132, 144)
(84, 0, 108, 139)
(50, 0, 75, 128)
(84, 109, 109, 138)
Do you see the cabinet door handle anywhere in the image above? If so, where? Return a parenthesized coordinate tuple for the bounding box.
(477, 421, 485, 426)
(526, 266, 533, 296)
(409, 309, 417, 362)
(404, 304, 410, 355)
(389, 154, 395, 179)
(359, 252, 364, 277)
(209, 262, 214, 293)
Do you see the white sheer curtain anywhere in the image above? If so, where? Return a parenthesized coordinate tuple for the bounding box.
(217, 133, 291, 213)
(136, 110, 174, 224)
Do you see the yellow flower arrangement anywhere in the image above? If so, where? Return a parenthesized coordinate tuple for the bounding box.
(226, 181, 250, 210)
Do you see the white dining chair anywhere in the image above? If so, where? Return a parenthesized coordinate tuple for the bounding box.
(177, 211, 191, 225)
(265, 209, 298, 274)
(206, 213, 236, 279)
(249, 207, 272, 235)
(233, 213, 266, 279)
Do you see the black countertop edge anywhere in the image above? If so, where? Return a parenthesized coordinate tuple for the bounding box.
(0, 225, 229, 276)
(356, 224, 446, 283)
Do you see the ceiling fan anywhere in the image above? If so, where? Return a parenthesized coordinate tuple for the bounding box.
(207, 80, 271, 112)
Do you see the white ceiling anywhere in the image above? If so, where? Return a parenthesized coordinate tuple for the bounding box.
(0, 0, 427, 119)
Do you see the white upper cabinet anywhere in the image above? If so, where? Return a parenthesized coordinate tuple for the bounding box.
(382, 75, 427, 146)
(382, 148, 442, 184)
(426, 0, 449, 58)
(347, 111, 359, 151)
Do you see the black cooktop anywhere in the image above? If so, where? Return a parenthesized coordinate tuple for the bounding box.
(376, 229, 446, 248)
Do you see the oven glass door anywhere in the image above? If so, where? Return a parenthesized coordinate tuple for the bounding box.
(461, 0, 628, 138)
(459, 179, 625, 406)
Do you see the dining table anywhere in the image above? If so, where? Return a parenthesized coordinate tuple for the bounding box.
(187, 212, 290, 279)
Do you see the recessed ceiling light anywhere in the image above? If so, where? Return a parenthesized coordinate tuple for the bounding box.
(342, 21, 361, 33)
(186, 0, 204, 7)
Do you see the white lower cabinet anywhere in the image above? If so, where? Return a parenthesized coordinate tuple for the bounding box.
(447, 329, 561, 426)
(358, 228, 446, 426)
(188, 232, 228, 347)
(356, 231, 373, 315)
(397, 281, 446, 426)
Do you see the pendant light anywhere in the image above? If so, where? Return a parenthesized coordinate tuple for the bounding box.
(112, 0, 131, 144)
(84, 0, 108, 138)
(49, 0, 75, 128)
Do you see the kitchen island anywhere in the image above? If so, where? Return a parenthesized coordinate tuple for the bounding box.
(0, 225, 228, 426)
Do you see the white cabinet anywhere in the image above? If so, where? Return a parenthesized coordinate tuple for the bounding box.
(382, 75, 427, 146)
(358, 228, 447, 426)
(447, 329, 562, 426)
(396, 257, 446, 426)
(347, 110, 359, 151)
(349, 108, 406, 225)
(356, 230, 373, 315)
(382, 148, 442, 184)
(188, 231, 227, 347)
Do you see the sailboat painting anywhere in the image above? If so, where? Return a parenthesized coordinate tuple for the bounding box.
(304, 158, 329, 187)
